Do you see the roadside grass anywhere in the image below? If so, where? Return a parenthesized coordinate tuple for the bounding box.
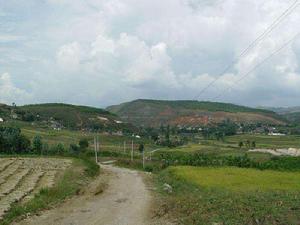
(0, 157, 99, 225)
(156, 166, 300, 225)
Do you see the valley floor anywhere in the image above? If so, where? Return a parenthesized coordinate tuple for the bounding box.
(13, 164, 168, 225)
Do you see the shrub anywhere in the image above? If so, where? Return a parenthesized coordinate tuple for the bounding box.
(79, 138, 89, 151)
(32, 135, 43, 154)
(69, 144, 80, 155)
(0, 127, 31, 154)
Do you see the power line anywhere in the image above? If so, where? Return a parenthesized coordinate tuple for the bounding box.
(238, 0, 299, 58)
(193, 0, 300, 100)
(212, 32, 300, 101)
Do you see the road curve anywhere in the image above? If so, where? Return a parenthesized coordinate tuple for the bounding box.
(13, 164, 155, 225)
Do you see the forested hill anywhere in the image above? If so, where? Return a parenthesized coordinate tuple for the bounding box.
(107, 99, 286, 127)
(0, 103, 130, 131)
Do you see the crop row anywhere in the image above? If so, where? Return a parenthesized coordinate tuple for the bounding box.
(0, 158, 72, 219)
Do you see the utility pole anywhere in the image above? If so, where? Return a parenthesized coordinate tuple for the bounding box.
(142, 149, 145, 169)
(97, 135, 99, 163)
(94, 136, 98, 163)
(131, 140, 134, 162)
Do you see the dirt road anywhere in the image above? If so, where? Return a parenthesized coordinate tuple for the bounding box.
(14, 164, 165, 225)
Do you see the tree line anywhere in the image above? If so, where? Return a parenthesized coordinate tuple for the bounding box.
(0, 126, 89, 155)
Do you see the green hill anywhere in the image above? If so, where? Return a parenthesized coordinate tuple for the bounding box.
(107, 99, 286, 127)
(1, 103, 131, 131)
(259, 106, 300, 124)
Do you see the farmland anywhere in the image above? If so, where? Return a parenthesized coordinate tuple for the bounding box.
(1, 102, 300, 225)
(157, 166, 300, 225)
(0, 158, 71, 220)
(171, 166, 300, 191)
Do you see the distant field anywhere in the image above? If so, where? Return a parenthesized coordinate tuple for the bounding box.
(162, 134, 300, 156)
(171, 166, 300, 191)
(20, 126, 154, 153)
(226, 134, 300, 148)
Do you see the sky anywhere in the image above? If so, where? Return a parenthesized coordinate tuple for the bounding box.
(0, 0, 299, 108)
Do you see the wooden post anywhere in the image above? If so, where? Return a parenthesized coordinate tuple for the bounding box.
(123, 141, 126, 153)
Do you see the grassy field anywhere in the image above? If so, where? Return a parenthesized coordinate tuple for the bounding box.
(18, 125, 154, 152)
(226, 134, 300, 149)
(156, 166, 300, 225)
(155, 134, 300, 164)
(171, 166, 300, 192)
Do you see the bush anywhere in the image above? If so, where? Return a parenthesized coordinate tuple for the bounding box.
(79, 138, 89, 151)
(32, 136, 43, 154)
(69, 144, 81, 155)
(0, 127, 31, 154)
(49, 143, 65, 155)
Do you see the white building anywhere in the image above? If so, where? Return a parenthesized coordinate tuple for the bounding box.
(268, 132, 286, 136)
(0, 118, 3, 122)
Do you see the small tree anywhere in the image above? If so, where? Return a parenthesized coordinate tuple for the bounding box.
(33, 135, 43, 154)
(138, 143, 144, 153)
(246, 140, 251, 148)
(79, 138, 89, 151)
(69, 144, 80, 155)
(16, 135, 31, 154)
(251, 141, 256, 149)
(139, 143, 145, 169)
(238, 141, 244, 149)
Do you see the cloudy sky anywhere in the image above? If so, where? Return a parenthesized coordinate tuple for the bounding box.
(0, 0, 299, 108)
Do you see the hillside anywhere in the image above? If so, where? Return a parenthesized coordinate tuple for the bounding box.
(0, 103, 131, 131)
(260, 106, 300, 123)
(259, 106, 300, 115)
(283, 112, 300, 124)
(107, 99, 286, 127)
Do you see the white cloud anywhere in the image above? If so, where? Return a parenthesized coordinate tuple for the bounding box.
(0, 73, 31, 104)
(1, 0, 300, 107)
(91, 35, 115, 55)
(57, 42, 82, 72)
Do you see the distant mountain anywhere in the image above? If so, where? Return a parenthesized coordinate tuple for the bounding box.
(259, 106, 300, 124)
(0, 103, 131, 131)
(258, 106, 300, 115)
(107, 99, 286, 127)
